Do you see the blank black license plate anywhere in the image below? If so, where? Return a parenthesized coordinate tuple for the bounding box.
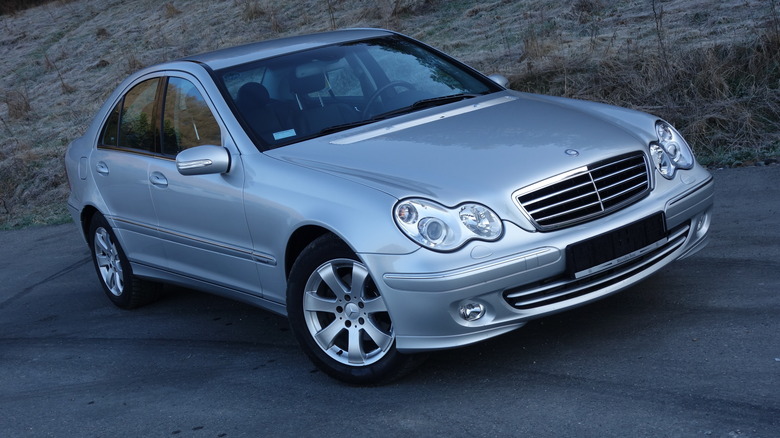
(566, 213, 667, 278)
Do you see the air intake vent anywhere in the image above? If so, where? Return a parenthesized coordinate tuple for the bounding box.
(514, 153, 650, 231)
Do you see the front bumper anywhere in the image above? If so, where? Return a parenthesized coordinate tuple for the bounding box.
(362, 175, 714, 353)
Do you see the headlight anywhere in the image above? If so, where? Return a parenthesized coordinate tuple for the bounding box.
(650, 120, 694, 179)
(394, 199, 503, 251)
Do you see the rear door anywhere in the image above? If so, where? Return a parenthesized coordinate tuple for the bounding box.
(91, 76, 166, 268)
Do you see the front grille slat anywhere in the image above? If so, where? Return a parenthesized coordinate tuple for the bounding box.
(592, 163, 645, 184)
(590, 154, 639, 171)
(598, 175, 645, 195)
(600, 181, 649, 204)
(527, 190, 601, 216)
(535, 200, 603, 223)
(514, 152, 650, 231)
(522, 179, 595, 209)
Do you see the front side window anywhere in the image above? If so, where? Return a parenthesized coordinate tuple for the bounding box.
(162, 78, 221, 155)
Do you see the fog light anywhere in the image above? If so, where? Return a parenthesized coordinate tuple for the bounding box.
(695, 211, 711, 236)
(459, 302, 486, 321)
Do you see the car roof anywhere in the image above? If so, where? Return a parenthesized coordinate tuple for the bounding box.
(183, 28, 396, 70)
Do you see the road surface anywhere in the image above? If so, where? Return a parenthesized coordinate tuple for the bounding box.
(1, 165, 778, 437)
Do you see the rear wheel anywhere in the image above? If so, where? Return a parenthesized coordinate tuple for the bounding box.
(287, 234, 421, 384)
(88, 213, 159, 309)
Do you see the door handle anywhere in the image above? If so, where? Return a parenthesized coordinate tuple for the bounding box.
(149, 171, 168, 188)
(95, 161, 109, 175)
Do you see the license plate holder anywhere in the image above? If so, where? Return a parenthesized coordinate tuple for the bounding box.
(566, 213, 667, 279)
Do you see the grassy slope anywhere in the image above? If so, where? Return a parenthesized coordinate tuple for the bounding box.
(1, 0, 778, 228)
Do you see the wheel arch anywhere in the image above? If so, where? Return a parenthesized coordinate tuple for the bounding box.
(285, 225, 335, 279)
(79, 205, 100, 240)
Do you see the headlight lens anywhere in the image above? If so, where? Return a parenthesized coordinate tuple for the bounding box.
(393, 199, 503, 251)
(651, 120, 694, 179)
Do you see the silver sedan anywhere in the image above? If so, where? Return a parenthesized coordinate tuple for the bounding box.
(65, 28, 714, 384)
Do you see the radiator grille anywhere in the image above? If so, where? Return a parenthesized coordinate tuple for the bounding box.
(514, 153, 650, 230)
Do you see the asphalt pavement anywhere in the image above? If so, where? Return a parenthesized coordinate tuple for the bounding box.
(1, 165, 778, 437)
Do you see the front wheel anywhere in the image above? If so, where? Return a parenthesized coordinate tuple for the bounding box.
(287, 234, 421, 384)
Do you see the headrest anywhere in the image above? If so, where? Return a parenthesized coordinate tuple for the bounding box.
(237, 82, 270, 106)
(291, 63, 327, 94)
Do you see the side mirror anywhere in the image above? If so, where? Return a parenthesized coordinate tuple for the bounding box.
(176, 145, 231, 176)
(487, 74, 510, 89)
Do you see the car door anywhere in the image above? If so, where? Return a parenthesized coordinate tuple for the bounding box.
(147, 74, 262, 295)
(91, 76, 166, 268)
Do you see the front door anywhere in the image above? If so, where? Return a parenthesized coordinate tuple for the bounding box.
(147, 75, 261, 295)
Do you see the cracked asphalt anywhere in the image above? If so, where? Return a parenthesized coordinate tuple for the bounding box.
(1, 166, 778, 437)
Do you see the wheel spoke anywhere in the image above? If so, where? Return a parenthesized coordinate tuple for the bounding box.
(314, 319, 344, 349)
(95, 229, 111, 253)
(361, 296, 388, 314)
(113, 271, 123, 291)
(316, 263, 349, 299)
(347, 328, 365, 364)
(299, 250, 397, 368)
(106, 268, 117, 289)
(95, 252, 110, 268)
(303, 292, 337, 313)
(350, 264, 369, 297)
(362, 319, 393, 352)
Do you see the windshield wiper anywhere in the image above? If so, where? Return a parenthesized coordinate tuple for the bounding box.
(318, 93, 484, 136)
(318, 118, 379, 135)
(409, 93, 481, 109)
(363, 93, 483, 121)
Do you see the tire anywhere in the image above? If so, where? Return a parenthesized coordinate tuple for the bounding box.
(287, 234, 422, 384)
(88, 213, 159, 309)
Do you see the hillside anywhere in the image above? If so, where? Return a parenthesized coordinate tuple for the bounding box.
(1, 0, 778, 228)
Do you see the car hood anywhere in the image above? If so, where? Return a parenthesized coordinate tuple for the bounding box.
(266, 91, 657, 214)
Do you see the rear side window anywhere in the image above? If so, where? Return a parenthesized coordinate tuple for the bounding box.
(118, 79, 159, 151)
(161, 78, 221, 155)
(101, 102, 120, 146)
(100, 78, 160, 152)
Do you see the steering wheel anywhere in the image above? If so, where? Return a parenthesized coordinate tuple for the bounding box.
(362, 81, 416, 119)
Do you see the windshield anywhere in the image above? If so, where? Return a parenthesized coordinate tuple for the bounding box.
(216, 35, 501, 150)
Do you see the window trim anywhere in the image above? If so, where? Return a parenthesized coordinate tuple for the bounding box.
(209, 34, 503, 152)
(159, 76, 223, 157)
(96, 71, 225, 159)
(97, 76, 164, 155)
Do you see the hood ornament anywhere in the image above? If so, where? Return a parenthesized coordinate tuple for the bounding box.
(565, 149, 580, 157)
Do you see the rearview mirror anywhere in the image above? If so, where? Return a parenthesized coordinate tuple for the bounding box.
(176, 145, 231, 176)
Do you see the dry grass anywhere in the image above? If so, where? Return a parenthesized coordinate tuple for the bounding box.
(2, 89, 32, 120)
(509, 30, 780, 166)
(1, 0, 778, 228)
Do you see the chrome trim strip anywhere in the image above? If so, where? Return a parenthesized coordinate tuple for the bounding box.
(112, 217, 277, 266)
(512, 166, 590, 199)
(96, 145, 175, 161)
(573, 235, 668, 279)
(331, 96, 518, 145)
(504, 224, 690, 308)
(524, 180, 594, 209)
